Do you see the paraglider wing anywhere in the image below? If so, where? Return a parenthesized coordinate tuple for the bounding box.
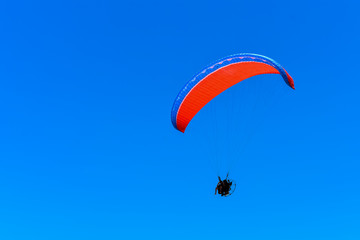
(171, 53, 294, 133)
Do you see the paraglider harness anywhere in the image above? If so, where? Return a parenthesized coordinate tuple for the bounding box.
(215, 174, 236, 197)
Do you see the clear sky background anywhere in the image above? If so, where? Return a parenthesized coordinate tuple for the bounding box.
(1, 0, 359, 239)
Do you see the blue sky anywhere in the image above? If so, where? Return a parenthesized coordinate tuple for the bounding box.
(0, 0, 359, 239)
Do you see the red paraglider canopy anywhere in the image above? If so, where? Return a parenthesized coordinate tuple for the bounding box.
(171, 54, 294, 133)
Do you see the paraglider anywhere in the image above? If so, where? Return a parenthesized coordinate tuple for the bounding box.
(215, 175, 236, 197)
(171, 53, 294, 197)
